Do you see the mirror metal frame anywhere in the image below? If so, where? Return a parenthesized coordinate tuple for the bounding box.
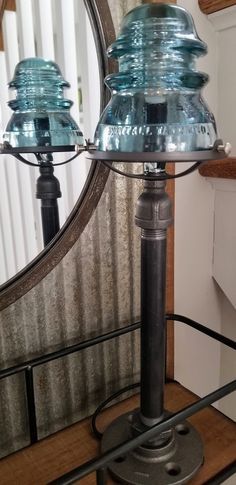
(0, 0, 116, 311)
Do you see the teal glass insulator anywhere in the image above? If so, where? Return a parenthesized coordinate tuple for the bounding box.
(94, 3, 218, 153)
(3, 57, 83, 148)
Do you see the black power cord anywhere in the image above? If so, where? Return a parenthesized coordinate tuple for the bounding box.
(91, 378, 179, 440)
(92, 382, 140, 440)
(101, 160, 203, 180)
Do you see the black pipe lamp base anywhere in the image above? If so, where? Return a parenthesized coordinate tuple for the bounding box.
(102, 410, 203, 484)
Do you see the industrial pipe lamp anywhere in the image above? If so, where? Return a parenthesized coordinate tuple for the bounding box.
(86, 4, 230, 485)
(0, 3, 231, 485)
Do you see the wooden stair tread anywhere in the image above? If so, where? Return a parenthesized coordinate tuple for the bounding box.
(0, 382, 235, 484)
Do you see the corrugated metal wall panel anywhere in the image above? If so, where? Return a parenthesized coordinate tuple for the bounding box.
(0, 0, 142, 458)
(0, 166, 142, 457)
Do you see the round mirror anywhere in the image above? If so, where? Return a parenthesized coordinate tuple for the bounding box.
(0, 0, 115, 308)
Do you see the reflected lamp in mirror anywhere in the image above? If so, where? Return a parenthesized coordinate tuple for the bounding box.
(0, 0, 102, 289)
(1, 57, 85, 248)
(4, 57, 83, 149)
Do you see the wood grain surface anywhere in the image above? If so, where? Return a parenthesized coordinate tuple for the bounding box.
(199, 158, 236, 179)
(199, 0, 236, 14)
(0, 382, 235, 485)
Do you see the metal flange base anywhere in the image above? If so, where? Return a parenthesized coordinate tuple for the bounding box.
(101, 411, 203, 484)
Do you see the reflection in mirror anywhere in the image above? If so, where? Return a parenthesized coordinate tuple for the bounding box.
(0, 0, 101, 285)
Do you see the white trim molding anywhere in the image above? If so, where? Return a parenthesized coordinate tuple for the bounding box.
(208, 4, 236, 31)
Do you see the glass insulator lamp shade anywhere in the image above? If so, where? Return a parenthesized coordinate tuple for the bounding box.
(94, 3, 218, 153)
(3, 57, 83, 148)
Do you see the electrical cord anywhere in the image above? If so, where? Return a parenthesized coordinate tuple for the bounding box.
(91, 378, 179, 440)
(92, 382, 140, 440)
(14, 151, 80, 167)
(101, 160, 203, 180)
(7, 145, 206, 175)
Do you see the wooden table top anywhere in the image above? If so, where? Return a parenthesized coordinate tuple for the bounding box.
(0, 382, 235, 484)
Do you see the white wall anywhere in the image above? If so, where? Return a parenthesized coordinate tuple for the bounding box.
(211, 5, 236, 155)
(175, 0, 236, 425)
(175, 0, 222, 397)
(214, 8, 236, 421)
(174, 5, 236, 478)
(219, 291, 236, 420)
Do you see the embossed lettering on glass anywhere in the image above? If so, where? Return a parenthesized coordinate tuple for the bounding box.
(95, 3, 218, 154)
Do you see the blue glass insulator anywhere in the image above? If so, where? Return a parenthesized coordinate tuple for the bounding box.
(4, 57, 83, 148)
(94, 4, 218, 153)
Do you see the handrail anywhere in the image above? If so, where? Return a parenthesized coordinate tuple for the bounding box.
(0, 321, 141, 445)
(0, 322, 140, 379)
(0, 314, 235, 484)
(199, 158, 236, 179)
(0, 314, 234, 451)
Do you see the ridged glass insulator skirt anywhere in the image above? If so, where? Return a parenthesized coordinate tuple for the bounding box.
(94, 3, 218, 153)
(3, 57, 83, 148)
